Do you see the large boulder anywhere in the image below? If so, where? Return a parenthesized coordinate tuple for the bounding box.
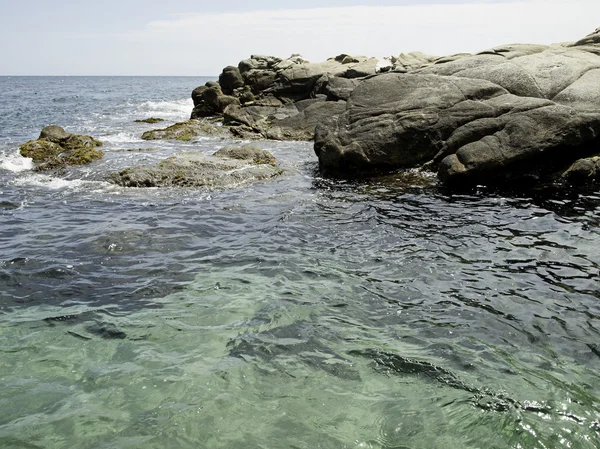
(191, 82, 240, 118)
(315, 30, 600, 186)
(19, 126, 103, 171)
(109, 148, 281, 188)
(218, 66, 244, 95)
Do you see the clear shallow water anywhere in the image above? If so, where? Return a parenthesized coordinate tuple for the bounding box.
(1, 77, 600, 449)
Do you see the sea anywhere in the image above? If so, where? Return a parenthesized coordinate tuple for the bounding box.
(0, 76, 599, 449)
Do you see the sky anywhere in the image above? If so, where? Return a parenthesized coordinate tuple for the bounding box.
(1, 0, 599, 75)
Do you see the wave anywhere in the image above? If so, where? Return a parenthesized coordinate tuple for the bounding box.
(12, 173, 113, 191)
(135, 98, 193, 121)
(0, 150, 34, 173)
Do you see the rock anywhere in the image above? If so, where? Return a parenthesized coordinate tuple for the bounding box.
(141, 119, 232, 141)
(109, 151, 281, 188)
(223, 103, 299, 130)
(314, 29, 600, 187)
(219, 66, 244, 95)
(265, 101, 347, 141)
(344, 57, 378, 78)
(134, 117, 165, 124)
(213, 144, 277, 165)
(19, 126, 103, 171)
(19, 139, 63, 162)
(39, 125, 72, 143)
(562, 156, 600, 184)
(190, 82, 240, 118)
(391, 52, 440, 71)
(313, 75, 361, 101)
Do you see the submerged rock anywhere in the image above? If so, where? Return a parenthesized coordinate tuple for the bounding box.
(19, 125, 103, 171)
(314, 29, 600, 187)
(109, 147, 281, 188)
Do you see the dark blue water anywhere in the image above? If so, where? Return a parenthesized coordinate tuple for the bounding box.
(1, 77, 600, 449)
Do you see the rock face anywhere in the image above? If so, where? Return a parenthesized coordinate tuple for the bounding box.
(186, 53, 383, 142)
(109, 145, 281, 188)
(141, 119, 232, 141)
(20, 126, 103, 171)
(314, 28, 600, 187)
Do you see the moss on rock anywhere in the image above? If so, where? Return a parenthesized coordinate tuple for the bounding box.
(19, 126, 104, 171)
(19, 138, 63, 162)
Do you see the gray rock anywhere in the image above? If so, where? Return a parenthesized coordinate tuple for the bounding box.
(141, 119, 232, 141)
(39, 125, 72, 143)
(213, 144, 276, 165)
(314, 75, 361, 101)
(314, 29, 600, 187)
(265, 101, 347, 141)
(109, 151, 281, 188)
(562, 156, 600, 184)
(219, 66, 244, 95)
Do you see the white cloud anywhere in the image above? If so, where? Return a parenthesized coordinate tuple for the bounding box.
(75, 1, 600, 74)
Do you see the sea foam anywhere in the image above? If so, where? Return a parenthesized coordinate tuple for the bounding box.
(0, 151, 34, 173)
(136, 98, 193, 121)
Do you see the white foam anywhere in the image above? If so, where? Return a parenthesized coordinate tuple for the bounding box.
(101, 132, 144, 144)
(136, 98, 193, 120)
(0, 151, 34, 173)
(12, 173, 113, 191)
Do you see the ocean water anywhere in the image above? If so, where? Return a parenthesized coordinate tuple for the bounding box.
(0, 76, 600, 449)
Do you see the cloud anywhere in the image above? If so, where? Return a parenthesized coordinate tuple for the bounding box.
(70, 1, 600, 74)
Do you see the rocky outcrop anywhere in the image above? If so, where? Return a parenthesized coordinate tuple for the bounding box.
(19, 125, 103, 171)
(314, 28, 600, 187)
(185, 53, 382, 142)
(109, 145, 281, 188)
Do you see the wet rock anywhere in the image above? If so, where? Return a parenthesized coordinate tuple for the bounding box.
(19, 126, 103, 171)
(108, 150, 281, 188)
(141, 119, 231, 141)
(562, 156, 600, 184)
(134, 117, 165, 124)
(213, 144, 277, 165)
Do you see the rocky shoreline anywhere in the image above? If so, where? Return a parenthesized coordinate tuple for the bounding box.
(178, 27, 600, 189)
(21, 27, 600, 190)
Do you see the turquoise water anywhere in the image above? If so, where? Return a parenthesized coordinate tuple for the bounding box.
(0, 77, 599, 448)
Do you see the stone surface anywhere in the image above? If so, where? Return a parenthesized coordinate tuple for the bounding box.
(213, 144, 277, 165)
(314, 29, 600, 186)
(562, 156, 600, 184)
(20, 126, 103, 171)
(141, 120, 232, 141)
(134, 117, 165, 124)
(109, 151, 281, 188)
